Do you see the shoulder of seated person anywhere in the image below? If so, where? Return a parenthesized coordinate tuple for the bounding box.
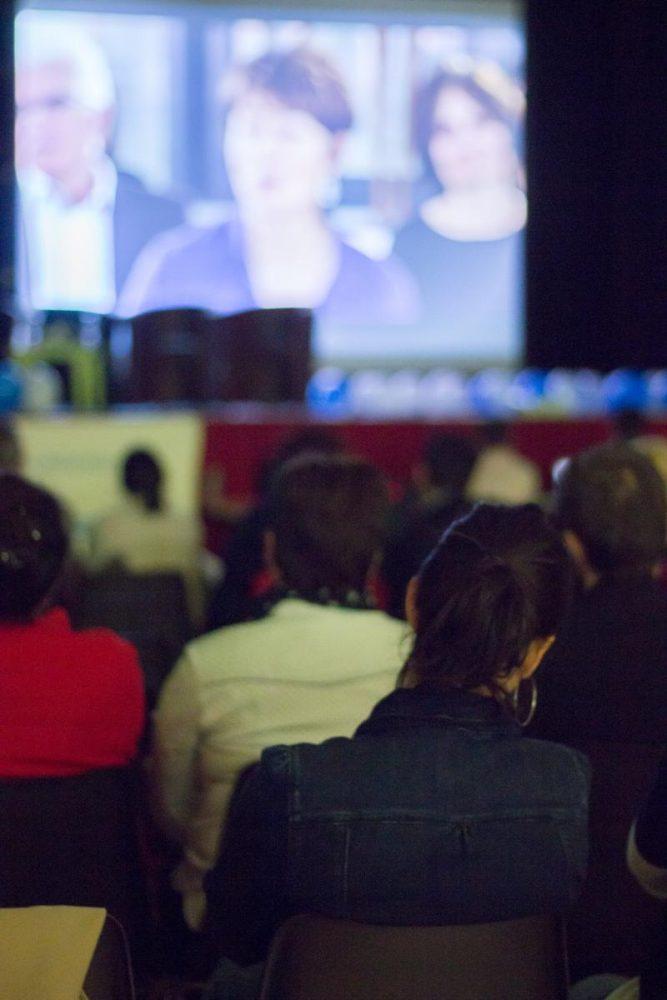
(71, 623, 141, 669)
(519, 736, 591, 783)
(260, 736, 351, 772)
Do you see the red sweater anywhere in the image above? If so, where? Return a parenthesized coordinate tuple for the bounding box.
(0, 608, 145, 777)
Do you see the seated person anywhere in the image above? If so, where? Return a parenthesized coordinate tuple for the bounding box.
(466, 420, 542, 505)
(204, 504, 589, 996)
(382, 432, 477, 619)
(613, 408, 667, 487)
(89, 449, 206, 626)
(570, 755, 667, 1000)
(150, 455, 407, 930)
(0, 474, 145, 776)
(206, 428, 343, 631)
(530, 443, 667, 978)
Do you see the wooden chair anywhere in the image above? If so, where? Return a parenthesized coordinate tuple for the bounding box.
(259, 913, 569, 1000)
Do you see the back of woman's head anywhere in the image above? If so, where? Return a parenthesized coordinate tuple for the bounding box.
(0, 474, 68, 622)
(123, 450, 162, 512)
(407, 504, 572, 691)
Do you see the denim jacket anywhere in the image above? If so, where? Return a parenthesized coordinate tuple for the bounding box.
(206, 685, 590, 964)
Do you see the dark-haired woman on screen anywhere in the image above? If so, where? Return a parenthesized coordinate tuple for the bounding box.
(395, 60, 525, 358)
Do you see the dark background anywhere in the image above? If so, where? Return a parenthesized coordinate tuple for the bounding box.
(1, 0, 665, 371)
(525, 0, 666, 370)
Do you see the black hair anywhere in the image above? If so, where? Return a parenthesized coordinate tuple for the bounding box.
(123, 449, 162, 512)
(268, 454, 388, 600)
(553, 443, 666, 576)
(405, 504, 572, 692)
(613, 408, 646, 441)
(478, 420, 509, 447)
(414, 63, 524, 188)
(423, 433, 478, 499)
(256, 428, 343, 498)
(0, 474, 68, 622)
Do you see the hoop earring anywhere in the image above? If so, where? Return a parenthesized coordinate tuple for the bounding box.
(512, 677, 538, 728)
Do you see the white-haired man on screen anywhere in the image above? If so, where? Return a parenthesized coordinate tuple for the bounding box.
(15, 13, 182, 314)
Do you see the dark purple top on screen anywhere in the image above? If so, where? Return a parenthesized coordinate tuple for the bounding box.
(393, 216, 523, 350)
(118, 215, 420, 326)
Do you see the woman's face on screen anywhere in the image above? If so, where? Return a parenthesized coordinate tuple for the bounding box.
(223, 89, 337, 216)
(428, 85, 517, 191)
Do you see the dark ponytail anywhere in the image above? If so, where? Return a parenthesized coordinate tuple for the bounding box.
(123, 450, 162, 513)
(405, 504, 572, 692)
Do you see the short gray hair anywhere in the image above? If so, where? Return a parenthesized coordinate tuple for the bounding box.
(15, 10, 115, 113)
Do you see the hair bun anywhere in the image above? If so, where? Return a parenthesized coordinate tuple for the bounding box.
(0, 475, 68, 621)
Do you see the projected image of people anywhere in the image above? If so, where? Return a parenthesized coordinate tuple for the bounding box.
(119, 48, 419, 326)
(13, 6, 526, 366)
(395, 60, 526, 357)
(15, 14, 184, 314)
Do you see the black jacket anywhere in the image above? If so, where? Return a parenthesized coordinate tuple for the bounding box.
(531, 576, 667, 745)
(529, 575, 667, 979)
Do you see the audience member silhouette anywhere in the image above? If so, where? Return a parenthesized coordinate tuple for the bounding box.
(612, 408, 667, 487)
(0, 474, 145, 777)
(383, 432, 476, 618)
(206, 429, 343, 630)
(530, 443, 667, 979)
(89, 448, 205, 625)
(151, 454, 406, 931)
(466, 419, 542, 504)
(532, 444, 667, 745)
(203, 504, 587, 999)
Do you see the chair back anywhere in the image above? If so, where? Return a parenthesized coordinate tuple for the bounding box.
(259, 913, 569, 1000)
(0, 767, 146, 961)
(70, 568, 192, 703)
